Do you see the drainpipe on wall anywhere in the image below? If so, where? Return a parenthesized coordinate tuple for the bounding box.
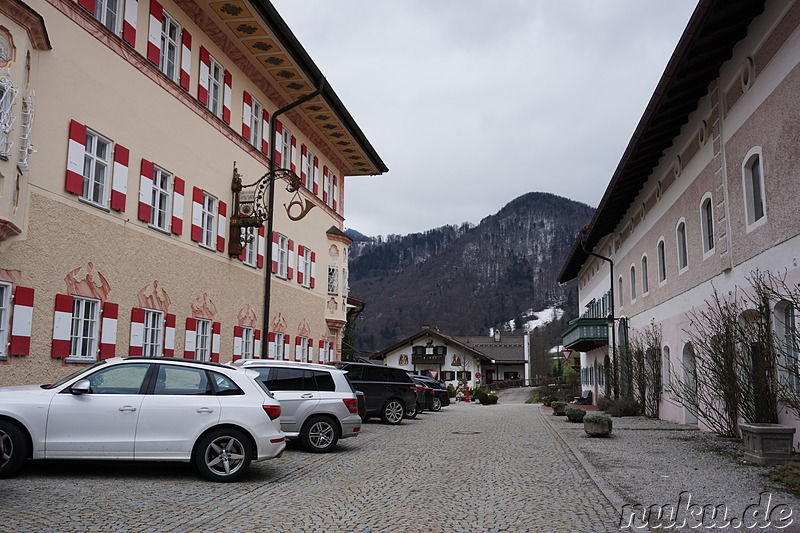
(261, 79, 327, 358)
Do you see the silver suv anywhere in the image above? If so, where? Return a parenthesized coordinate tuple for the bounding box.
(232, 360, 361, 453)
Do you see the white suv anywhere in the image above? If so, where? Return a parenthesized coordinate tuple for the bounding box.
(0, 357, 286, 482)
(232, 360, 361, 453)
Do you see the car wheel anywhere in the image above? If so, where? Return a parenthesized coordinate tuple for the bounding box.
(432, 396, 442, 412)
(380, 399, 405, 424)
(404, 403, 418, 419)
(300, 416, 340, 453)
(0, 421, 28, 479)
(194, 428, 252, 482)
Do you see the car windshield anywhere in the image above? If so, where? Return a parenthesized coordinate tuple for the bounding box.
(43, 360, 108, 389)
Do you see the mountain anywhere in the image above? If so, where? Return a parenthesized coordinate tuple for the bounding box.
(347, 192, 595, 353)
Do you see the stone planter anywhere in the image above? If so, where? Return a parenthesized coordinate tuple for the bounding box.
(551, 401, 567, 416)
(739, 423, 796, 465)
(565, 406, 586, 422)
(583, 414, 612, 437)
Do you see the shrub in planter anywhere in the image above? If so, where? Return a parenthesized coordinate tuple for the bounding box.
(606, 396, 641, 417)
(584, 414, 613, 437)
(542, 396, 557, 407)
(565, 406, 586, 422)
(470, 388, 487, 403)
(551, 401, 567, 415)
(480, 393, 498, 405)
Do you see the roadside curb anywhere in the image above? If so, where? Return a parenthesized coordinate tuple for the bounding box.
(537, 405, 627, 512)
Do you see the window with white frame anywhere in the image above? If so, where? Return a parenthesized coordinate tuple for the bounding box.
(275, 332, 285, 359)
(743, 150, 766, 228)
(159, 10, 181, 82)
(641, 256, 649, 295)
(298, 336, 309, 362)
(323, 168, 334, 208)
(657, 239, 667, 283)
(280, 126, 292, 169)
(302, 146, 316, 189)
(701, 196, 714, 254)
(150, 166, 172, 231)
(617, 276, 623, 308)
(241, 227, 257, 267)
(200, 192, 217, 249)
(629, 266, 636, 301)
(328, 266, 339, 295)
(276, 233, 288, 278)
(82, 130, 112, 207)
(0, 73, 18, 158)
(94, 0, 121, 33)
(142, 309, 164, 357)
(70, 297, 100, 360)
(241, 326, 254, 359)
(300, 247, 312, 288)
(207, 56, 224, 119)
(0, 282, 10, 357)
(194, 318, 211, 361)
(676, 221, 688, 271)
(780, 303, 800, 392)
(248, 97, 263, 148)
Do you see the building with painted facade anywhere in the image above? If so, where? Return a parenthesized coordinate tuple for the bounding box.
(0, 0, 385, 385)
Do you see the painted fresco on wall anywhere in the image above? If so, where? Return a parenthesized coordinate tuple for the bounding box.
(65, 262, 110, 302)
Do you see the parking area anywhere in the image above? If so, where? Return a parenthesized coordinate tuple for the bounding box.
(0, 402, 621, 533)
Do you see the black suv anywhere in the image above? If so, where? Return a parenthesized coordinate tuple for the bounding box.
(408, 374, 450, 411)
(332, 363, 417, 425)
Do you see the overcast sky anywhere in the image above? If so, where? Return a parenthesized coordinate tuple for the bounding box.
(270, 1, 699, 237)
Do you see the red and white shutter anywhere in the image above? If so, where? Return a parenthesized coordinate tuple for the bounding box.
(270, 231, 279, 274)
(308, 338, 314, 363)
(198, 47, 210, 106)
(66, 120, 86, 195)
(164, 313, 176, 357)
(190, 186, 203, 242)
(111, 145, 129, 212)
(297, 245, 305, 285)
(99, 302, 118, 359)
(318, 339, 326, 363)
(254, 329, 262, 359)
(295, 336, 301, 362)
(256, 226, 265, 268)
(261, 109, 270, 154)
(129, 307, 145, 356)
(332, 175, 338, 212)
(283, 335, 290, 360)
(300, 145, 307, 186)
(216, 201, 227, 252)
(211, 321, 221, 363)
(222, 70, 232, 124)
(52, 294, 74, 358)
(138, 159, 154, 222)
(273, 120, 283, 167)
(171, 177, 184, 235)
(287, 239, 295, 280)
(322, 165, 329, 204)
(146, 0, 162, 66)
(122, 0, 138, 47)
(233, 326, 243, 361)
(179, 29, 192, 91)
(184, 317, 197, 359)
(267, 331, 276, 359)
(309, 251, 317, 289)
(313, 156, 320, 196)
(9, 286, 34, 356)
(238, 228, 247, 262)
(241, 91, 252, 140)
(290, 136, 297, 174)
(78, 0, 96, 15)
(328, 341, 334, 361)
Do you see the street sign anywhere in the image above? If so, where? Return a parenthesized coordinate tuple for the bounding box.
(561, 349, 572, 363)
(475, 372, 482, 379)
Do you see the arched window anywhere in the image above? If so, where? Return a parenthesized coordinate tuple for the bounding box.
(662, 346, 671, 391)
(657, 239, 667, 283)
(618, 276, 624, 308)
(641, 255, 649, 295)
(676, 220, 688, 271)
(743, 148, 766, 228)
(630, 266, 637, 301)
(701, 196, 714, 254)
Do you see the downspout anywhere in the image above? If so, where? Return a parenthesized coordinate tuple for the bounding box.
(261, 78, 327, 357)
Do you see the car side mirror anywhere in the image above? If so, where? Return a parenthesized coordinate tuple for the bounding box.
(70, 379, 91, 395)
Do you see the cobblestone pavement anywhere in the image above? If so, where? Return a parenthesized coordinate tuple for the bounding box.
(0, 402, 621, 533)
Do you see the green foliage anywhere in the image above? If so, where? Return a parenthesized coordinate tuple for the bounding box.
(596, 395, 613, 412)
(540, 396, 557, 407)
(583, 414, 613, 434)
(605, 396, 642, 417)
(447, 384, 456, 398)
(480, 393, 499, 405)
(565, 406, 586, 422)
(551, 401, 567, 415)
(768, 462, 800, 498)
(470, 388, 487, 403)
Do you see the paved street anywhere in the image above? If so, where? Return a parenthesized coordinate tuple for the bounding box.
(0, 401, 621, 533)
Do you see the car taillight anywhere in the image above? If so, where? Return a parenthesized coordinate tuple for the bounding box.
(416, 386, 424, 391)
(343, 398, 358, 414)
(263, 405, 281, 420)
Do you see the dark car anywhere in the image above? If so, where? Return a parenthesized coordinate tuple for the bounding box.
(332, 363, 417, 425)
(410, 377, 435, 414)
(408, 374, 450, 411)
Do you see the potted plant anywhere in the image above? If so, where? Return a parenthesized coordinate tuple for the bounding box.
(551, 401, 567, 416)
(583, 414, 612, 437)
